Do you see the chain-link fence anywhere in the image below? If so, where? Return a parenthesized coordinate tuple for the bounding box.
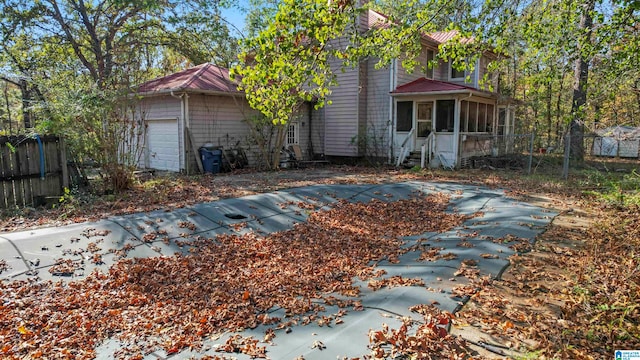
(459, 127, 639, 178)
(561, 133, 640, 179)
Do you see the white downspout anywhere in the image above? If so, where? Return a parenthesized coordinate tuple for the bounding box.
(452, 97, 461, 169)
(388, 58, 396, 164)
(453, 92, 473, 166)
(184, 93, 190, 174)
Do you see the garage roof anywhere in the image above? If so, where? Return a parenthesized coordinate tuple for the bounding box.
(136, 63, 241, 95)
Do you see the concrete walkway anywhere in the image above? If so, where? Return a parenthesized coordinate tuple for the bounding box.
(0, 181, 556, 359)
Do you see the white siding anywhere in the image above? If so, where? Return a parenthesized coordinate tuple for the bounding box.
(366, 60, 392, 159)
(434, 59, 449, 82)
(358, 60, 368, 141)
(138, 96, 182, 120)
(136, 97, 183, 171)
(324, 53, 360, 157)
(396, 47, 431, 86)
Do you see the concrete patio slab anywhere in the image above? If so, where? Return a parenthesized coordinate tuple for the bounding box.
(0, 181, 558, 359)
(1, 220, 137, 281)
(189, 198, 283, 226)
(0, 237, 30, 279)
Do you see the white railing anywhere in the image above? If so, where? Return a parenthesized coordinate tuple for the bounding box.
(395, 127, 415, 167)
(420, 132, 435, 168)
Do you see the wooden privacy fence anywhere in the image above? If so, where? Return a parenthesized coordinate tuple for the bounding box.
(0, 135, 69, 209)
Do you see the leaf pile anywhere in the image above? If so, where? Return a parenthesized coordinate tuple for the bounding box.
(368, 305, 469, 359)
(0, 194, 470, 359)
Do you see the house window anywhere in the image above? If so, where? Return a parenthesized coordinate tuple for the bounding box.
(426, 50, 435, 79)
(486, 104, 495, 133)
(478, 103, 487, 133)
(396, 101, 413, 132)
(450, 61, 466, 79)
(286, 122, 299, 145)
(468, 102, 478, 132)
(435, 100, 455, 132)
(459, 100, 468, 132)
(463, 101, 495, 133)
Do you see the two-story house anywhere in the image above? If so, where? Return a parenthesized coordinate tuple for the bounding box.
(316, 9, 517, 169)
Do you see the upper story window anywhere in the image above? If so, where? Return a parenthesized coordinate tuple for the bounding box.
(426, 50, 434, 79)
(450, 61, 466, 80)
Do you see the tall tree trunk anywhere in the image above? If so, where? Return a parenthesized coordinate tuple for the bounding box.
(2, 76, 35, 131)
(19, 79, 32, 129)
(555, 69, 566, 146)
(3, 84, 12, 134)
(569, 0, 595, 164)
(546, 80, 552, 148)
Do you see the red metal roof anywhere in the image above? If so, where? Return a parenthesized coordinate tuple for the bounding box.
(137, 63, 239, 94)
(429, 30, 457, 43)
(367, 9, 392, 29)
(391, 78, 491, 95)
(428, 30, 474, 44)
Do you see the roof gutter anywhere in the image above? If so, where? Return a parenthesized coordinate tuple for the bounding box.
(137, 88, 244, 98)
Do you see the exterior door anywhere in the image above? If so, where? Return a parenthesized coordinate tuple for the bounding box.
(145, 119, 180, 172)
(415, 102, 433, 146)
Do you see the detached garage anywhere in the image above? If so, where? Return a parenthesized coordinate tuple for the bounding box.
(133, 63, 318, 173)
(134, 63, 258, 173)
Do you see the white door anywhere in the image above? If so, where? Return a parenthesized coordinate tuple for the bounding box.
(146, 119, 180, 172)
(415, 102, 433, 147)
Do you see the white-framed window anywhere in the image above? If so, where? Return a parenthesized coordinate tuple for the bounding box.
(396, 101, 413, 132)
(450, 60, 466, 80)
(426, 49, 435, 79)
(459, 100, 495, 133)
(286, 122, 299, 146)
(435, 100, 455, 132)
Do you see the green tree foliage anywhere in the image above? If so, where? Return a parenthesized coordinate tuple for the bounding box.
(245, 0, 280, 37)
(0, 0, 237, 191)
(232, 0, 364, 169)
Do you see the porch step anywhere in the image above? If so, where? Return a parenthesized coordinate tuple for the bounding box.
(402, 151, 424, 168)
(407, 151, 422, 160)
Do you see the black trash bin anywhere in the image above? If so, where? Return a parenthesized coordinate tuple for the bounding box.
(199, 148, 222, 174)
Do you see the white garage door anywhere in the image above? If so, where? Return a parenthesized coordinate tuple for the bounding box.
(146, 119, 180, 172)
